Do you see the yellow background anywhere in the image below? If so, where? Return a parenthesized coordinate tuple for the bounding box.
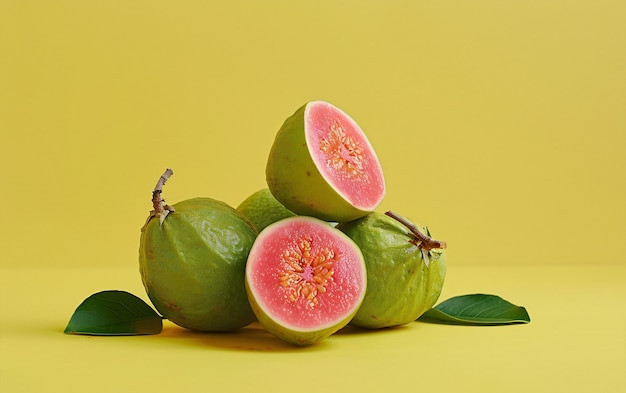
(1, 1, 624, 392)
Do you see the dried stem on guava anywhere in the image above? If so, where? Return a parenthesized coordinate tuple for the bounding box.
(385, 211, 446, 251)
(142, 168, 175, 231)
(385, 211, 446, 267)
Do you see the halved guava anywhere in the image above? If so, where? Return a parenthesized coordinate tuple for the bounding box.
(266, 101, 386, 222)
(337, 211, 447, 329)
(245, 216, 367, 346)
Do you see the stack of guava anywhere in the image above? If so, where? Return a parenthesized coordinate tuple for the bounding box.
(139, 100, 447, 346)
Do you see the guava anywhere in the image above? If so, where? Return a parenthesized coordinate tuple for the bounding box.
(139, 169, 257, 332)
(245, 216, 367, 346)
(266, 100, 386, 222)
(337, 211, 447, 329)
(236, 188, 296, 232)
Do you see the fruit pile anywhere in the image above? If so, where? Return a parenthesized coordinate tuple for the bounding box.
(139, 100, 447, 346)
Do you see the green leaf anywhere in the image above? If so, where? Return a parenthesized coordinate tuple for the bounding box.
(64, 290, 163, 335)
(417, 294, 531, 326)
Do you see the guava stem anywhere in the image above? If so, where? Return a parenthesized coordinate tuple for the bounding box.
(148, 168, 176, 229)
(384, 211, 447, 251)
(153, 168, 174, 193)
(140, 169, 175, 231)
(152, 168, 173, 214)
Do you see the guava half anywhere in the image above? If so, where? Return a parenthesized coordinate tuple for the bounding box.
(266, 100, 386, 222)
(337, 211, 447, 329)
(245, 216, 367, 346)
(139, 169, 257, 332)
(236, 188, 296, 232)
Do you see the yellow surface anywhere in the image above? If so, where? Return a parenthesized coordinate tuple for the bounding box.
(1, 265, 625, 392)
(1, 1, 625, 392)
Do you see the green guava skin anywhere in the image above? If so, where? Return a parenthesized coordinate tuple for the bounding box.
(266, 102, 373, 222)
(337, 212, 447, 329)
(236, 188, 296, 232)
(139, 198, 257, 332)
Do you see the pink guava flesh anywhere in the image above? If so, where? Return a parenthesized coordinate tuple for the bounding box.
(304, 101, 385, 211)
(247, 217, 366, 331)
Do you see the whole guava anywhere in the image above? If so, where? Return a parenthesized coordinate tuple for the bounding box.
(236, 188, 296, 232)
(337, 211, 447, 329)
(139, 169, 257, 332)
